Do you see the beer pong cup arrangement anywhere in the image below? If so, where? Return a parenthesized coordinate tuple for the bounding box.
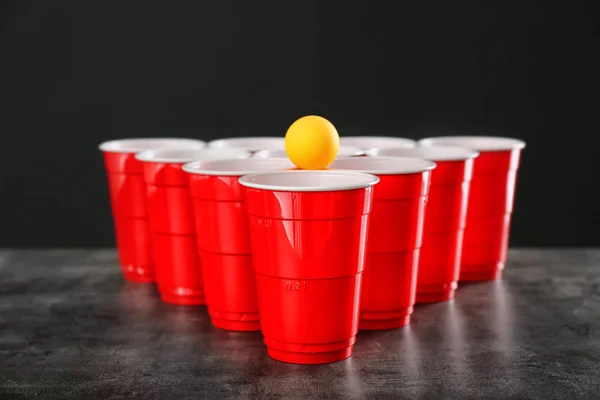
(182, 158, 295, 332)
(99, 138, 206, 282)
(330, 156, 436, 329)
(135, 148, 251, 305)
(98, 132, 525, 365)
(240, 170, 379, 363)
(419, 137, 526, 281)
(368, 146, 479, 302)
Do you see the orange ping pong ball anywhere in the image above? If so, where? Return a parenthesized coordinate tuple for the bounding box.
(284, 115, 340, 169)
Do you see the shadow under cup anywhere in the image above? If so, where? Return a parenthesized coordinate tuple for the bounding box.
(99, 138, 206, 283)
(240, 170, 380, 364)
(183, 157, 295, 331)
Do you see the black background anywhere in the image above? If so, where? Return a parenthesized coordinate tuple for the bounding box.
(0, 1, 597, 248)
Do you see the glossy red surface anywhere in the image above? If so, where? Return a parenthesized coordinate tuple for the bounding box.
(357, 172, 431, 329)
(151, 233, 204, 305)
(103, 150, 144, 175)
(461, 214, 512, 281)
(460, 149, 522, 281)
(145, 185, 195, 235)
(360, 250, 418, 329)
(187, 174, 259, 331)
(244, 186, 374, 364)
(198, 251, 260, 331)
(106, 172, 147, 218)
(112, 218, 154, 282)
(102, 151, 154, 282)
(467, 170, 517, 218)
(416, 159, 474, 303)
(141, 161, 204, 305)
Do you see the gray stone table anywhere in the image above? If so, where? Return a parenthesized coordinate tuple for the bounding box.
(1, 249, 599, 399)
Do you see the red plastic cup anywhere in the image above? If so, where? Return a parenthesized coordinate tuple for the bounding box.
(330, 156, 436, 329)
(182, 158, 295, 331)
(239, 170, 380, 364)
(99, 138, 206, 282)
(135, 147, 250, 305)
(339, 136, 416, 153)
(253, 145, 364, 158)
(369, 146, 480, 303)
(207, 137, 284, 155)
(419, 136, 526, 281)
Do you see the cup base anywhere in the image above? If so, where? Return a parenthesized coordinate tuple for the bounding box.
(359, 315, 411, 330)
(267, 346, 353, 365)
(211, 318, 261, 332)
(209, 309, 261, 332)
(460, 263, 504, 282)
(159, 287, 205, 306)
(263, 336, 355, 364)
(416, 289, 455, 303)
(416, 282, 458, 303)
(359, 306, 413, 330)
(160, 293, 205, 306)
(122, 265, 155, 283)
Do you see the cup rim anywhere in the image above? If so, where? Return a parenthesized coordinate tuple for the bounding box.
(253, 145, 364, 159)
(418, 136, 526, 151)
(339, 136, 416, 150)
(367, 145, 480, 161)
(182, 157, 295, 177)
(251, 149, 288, 159)
(238, 170, 380, 192)
(98, 138, 206, 153)
(207, 137, 285, 151)
(135, 147, 250, 164)
(329, 156, 436, 175)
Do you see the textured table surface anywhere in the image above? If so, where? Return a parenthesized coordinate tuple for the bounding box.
(1, 249, 599, 399)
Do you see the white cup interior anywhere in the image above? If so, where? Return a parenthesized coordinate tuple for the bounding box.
(339, 136, 416, 150)
(135, 147, 250, 163)
(419, 136, 526, 151)
(252, 149, 288, 159)
(368, 146, 479, 161)
(253, 145, 364, 159)
(183, 157, 295, 176)
(207, 137, 285, 152)
(99, 138, 206, 153)
(330, 156, 436, 175)
(239, 170, 380, 192)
